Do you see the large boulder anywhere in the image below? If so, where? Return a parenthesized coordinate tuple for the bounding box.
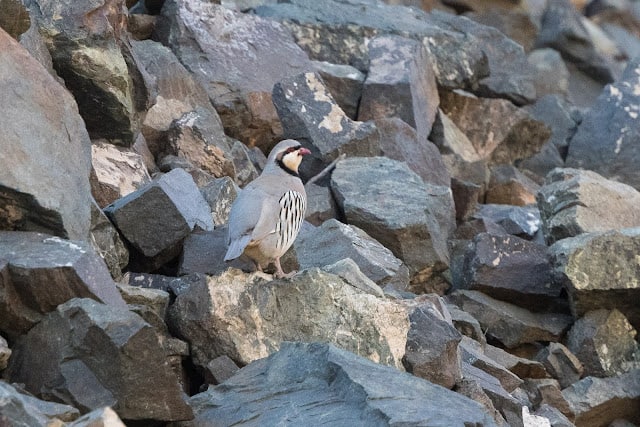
(0, 27, 93, 241)
(0, 381, 80, 426)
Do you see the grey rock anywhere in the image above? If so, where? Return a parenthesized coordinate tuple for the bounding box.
(452, 178, 483, 222)
(527, 48, 570, 98)
(448, 290, 573, 348)
(565, 58, 640, 190)
(459, 336, 524, 393)
(473, 204, 542, 238)
(89, 200, 129, 281)
(522, 378, 573, 419)
(534, 404, 576, 427)
(0, 29, 93, 241)
(466, 8, 538, 53)
(205, 355, 240, 385)
(331, 157, 455, 285)
(525, 95, 579, 155)
(562, 370, 640, 427)
(358, 35, 439, 141)
(17, 19, 59, 80)
(183, 342, 499, 426)
(448, 304, 487, 346)
(5, 298, 192, 421)
(320, 258, 385, 298)
(455, 375, 509, 427)
(178, 228, 255, 276)
(0, 335, 9, 371)
(0, 381, 81, 426)
(66, 407, 126, 427)
(548, 228, 640, 328)
(0, 232, 126, 340)
(486, 165, 540, 207)
(294, 218, 409, 290)
(231, 139, 261, 187)
(312, 60, 365, 120)
(200, 176, 239, 226)
(124, 271, 187, 294)
(484, 344, 550, 380)
(536, 342, 584, 389)
(303, 183, 337, 225)
(537, 168, 640, 244)
(566, 309, 640, 378)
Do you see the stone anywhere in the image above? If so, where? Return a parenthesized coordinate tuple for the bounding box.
(331, 156, 455, 286)
(430, 108, 483, 167)
(184, 341, 499, 426)
(155, 0, 313, 149)
(200, 176, 239, 226)
(272, 72, 380, 178)
(566, 309, 640, 378)
(90, 140, 152, 208)
(467, 8, 537, 52)
(439, 90, 550, 166)
(312, 60, 364, 120)
(537, 168, 640, 244)
(0, 381, 81, 426)
(168, 268, 410, 370)
(205, 355, 240, 385)
(485, 344, 550, 380)
(448, 304, 487, 346)
(562, 370, 640, 427)
(0, 0, 30, 39)
(303, 183, 337, 226)
(448, 290, 573, 349)
(533, 404, 575, 427)
(548, 228, 640, 328)
(523, 379, 573, 418)
(472, 204, 542, 238)
(0, 28, 93, 241)
(5, 298, 192, 421)
(486, 165, 540, 207)
(89, 200, 129, 280)
(128, 13, 156, 41)
(178, 228, 255, 276)
(565, 62, 606, 109)
(536, 343, 584, 388)
(66, 407, 125, 427)
(452, 178, 483, 222)
(459, 336, 524, 392)
(565, 58, 640, 190)
(320, 258, 385, 298)
(230, 140, 261, 187)
(524, 94, 579, 159)
(0, 232, 126, 340)
(455, 375, 509, 427)
(104, 168, 214, 259)
(24, 0, 136, 143)
(0, 335, 10, 370)
(294, 218, 410, 290)
(16, 19, 59, 80)
(358, 35, 439, 141)
(527, 48, 571, 98)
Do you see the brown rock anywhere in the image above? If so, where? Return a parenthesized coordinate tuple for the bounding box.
(523, 378, 573, 417)
(485, 344, 550, 380)
(486, 165, 540, 206)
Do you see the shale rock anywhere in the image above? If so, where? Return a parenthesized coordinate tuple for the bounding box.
(0, 232, 126, 340)
(0, 381, 80, 426)
(182, 342, 499, 427)
(0, 28, 93, 241)
(312, 60, 364, 120)
(485, 344, 550, 380)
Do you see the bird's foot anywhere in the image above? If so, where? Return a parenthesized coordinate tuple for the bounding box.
(273, 258, 296, 279)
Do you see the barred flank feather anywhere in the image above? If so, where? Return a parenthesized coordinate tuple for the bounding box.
(276, 190, 306, 251)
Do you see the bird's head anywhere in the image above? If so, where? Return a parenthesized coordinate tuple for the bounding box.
(270, 139, 311, 176)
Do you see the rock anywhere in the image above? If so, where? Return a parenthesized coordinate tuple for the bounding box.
(448, 290, 573, 348)
(104, 168, 214, 260)
(0, 28, 93, 241)
(565, 58, 640, 190)
(303, 183, 337, 225)
(527, 48, 571, 98)
(24, 0, 136, 143)
(358, 34, 439, 141)
(16, 19, 59, 80)
(200, 176, 239, 226)
(178, 228, 254, 276)
(536, 343, 584, 389)
(312, 60, 364, 120)
(522, 406, 553, 427)
(0, 335, 10, 371)
(0, 381, 81, 426)
(272, 72, 380, 178)
(90, 140, 152, 208)
(467, 8, 538, 53)
(452, 178, 483, 222)
(331, 156, 455, 286)
(523, 378, 573, 417)
(548, 228, 640, 328)
(537, 168, 640, 244)
(89, 200, 129, 280)
(183, 342, 499, 426)
(230, 139, 261, 187)
(204, 355, 240, 385)
(0, 0, 30, 39)
(566, 309, 640, 377)
(66, 407, 126, 427)
(439, 90, 550, 165)
(0, 232, 126, 340)
(485, 344, 550, 380)
(472, 204, 542, 238)
(565, 61, 606, 109)
(5, 298, 193, 421)
(459, 336, 524, 392)
(294, 218, 410, 290)
(117, 283, 170, 331)
(561, 370, 640, 427)
(448, 304, 487, 346)
(320, 258, 385, 298)
(128, 13, 156, 41)
(430, 108, 483, 167)
(523, 94, 579, 159)
(155, 0, 313, 149)
(455, 375, 509, 427)
(168, 268, 410, 370)
(533, 404, 576, 427)
(485, 165, 540, 207)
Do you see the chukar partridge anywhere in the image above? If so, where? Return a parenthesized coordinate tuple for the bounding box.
(224, 139, 311, 278)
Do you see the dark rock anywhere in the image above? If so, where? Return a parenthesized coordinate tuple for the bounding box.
(527, 48, 570, 98)
(0, 381, 81, 426)
(452, 178, 483, 222)
(455, 376, 509, 427)
(128, 13, 156, 40)
(522, 378, 573, 418)
(459, 337, 524, 392)
(485, 165, 540, 207)
(467, 8, 538, 53)
(536, 342, 584, 389)
(183, 342, 499, 426)
(448, 304, 487, 346)
(522, 94, 578, 160)
(200, 176, 239, 226)
(472, 204, 542, 238)
(303, 183, 337, 226)
(448, 290, 573, 348)
(565, 58, 640, 190)
(312, 60, 364, 120)
(484, 344, 550, 380)
(230, 139, 261, 187)
(5, 298, 193, 421)
(178, 228, 254, 276)
(0, 29, 93, 241)
(205, 355, 240, 385)
(89, 200, 129, 280)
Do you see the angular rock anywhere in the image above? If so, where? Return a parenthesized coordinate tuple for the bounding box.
(0, 232, 126, 340)
(485, 344, 550, 380)
(452, 178, 483, 222)
(467, 8, 538, 52)
(486, 165, 540, 207)
(448, 290, 573, 348)
(89, 201, 129, 280)
(185, 342, 499, 426)
(205, 355, 240, 385)
(549, 228, 640, 327)
(562, 370, 640, 427)
(456, 375, 509, 427)
(536, 342, 584, 388)
(0, 381, 80, 426)
(523, 378, 573, 418)
(0, 0, 30, 39)
(566, 309, 639, 378)
(331, 157, 455, 286)
(67, 407, 125, 427)
(358, 34, 439, 141)
(320, 258, 385, 298)
(200, 176, 239, 226)
(449, 303, 487, 346)
(273, 72, 380, 178)
(537, 168, 640, 244)
(312, 60, 364, 120)
(524, 94, 579, 159)
(473, 204, 542, 238)
(0, 28, 93, 241)
(565, 58, 640, 190)
(105, 168, 214, 259)
(294, 218, 409, 290)
(230, 139, 261, 187)
(459, 337, 524, 392)
(527, 48, 570, 98)
(155, 0, 313, 149)
(534, 404, 576, 427)
(430, 108, 483, 168)
(168, 268, 410, 370)
(128, 13, 156, 41)
(303, 183, 337, 225)
(178, 228, 254, 276)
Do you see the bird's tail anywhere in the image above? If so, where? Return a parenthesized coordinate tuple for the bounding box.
(224, 235, 252, 262)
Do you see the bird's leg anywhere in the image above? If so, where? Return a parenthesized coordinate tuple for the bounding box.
(274, 257, 296, 279)
(253, 260, 263, 273)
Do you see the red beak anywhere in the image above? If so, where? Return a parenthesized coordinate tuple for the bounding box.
(299, 147, 312, 156)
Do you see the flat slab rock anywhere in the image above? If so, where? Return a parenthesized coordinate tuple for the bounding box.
(183, 342, 499, 427)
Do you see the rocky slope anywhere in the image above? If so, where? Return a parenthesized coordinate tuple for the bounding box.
(1, 0, 640, 425)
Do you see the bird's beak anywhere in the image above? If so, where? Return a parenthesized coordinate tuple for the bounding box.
(298, 147, 312, 156)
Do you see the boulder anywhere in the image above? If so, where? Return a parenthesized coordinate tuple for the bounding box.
(523, 378, 573, 418)
(183, 342, 499, 426)
(536, 342, 584, 389)
(199, 176, 239, 226)
(467, 8, 538, 52)
(294, 219, 410, 290)
(178, 228, 255, 276)
(533, 404, 576, 427)
(358, 34, 439, 141)
(89, 201, 129, 280)
(5, 298, 193, 421)
(485, 165, 540, 207)
(168, 268, 410, 370)
(484, 344, 550, 380)
(331, 156, 455, 286)
(472, 204, 542, 238)
(0, 381, 80, 426)
(565, 58, 640, 190)
(303, 183, 337, 225)
(204, 355, 240, 385)
(320, 258, 385, 298)
(548, 228, 640, 328)
(455, 374, 509, 427)
(0, 28, 93, 241)
(312, 60, 364, 120)
(448, 290, 573, 348)
(537, 168, 640, 244)
(0, 232, 126, 340)
(449, 304, 487, 346)
(527, 48, 570, 98)
(459, 337, 524, 392)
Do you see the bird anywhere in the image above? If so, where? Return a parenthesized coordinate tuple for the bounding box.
(224, 139, 311, 278)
